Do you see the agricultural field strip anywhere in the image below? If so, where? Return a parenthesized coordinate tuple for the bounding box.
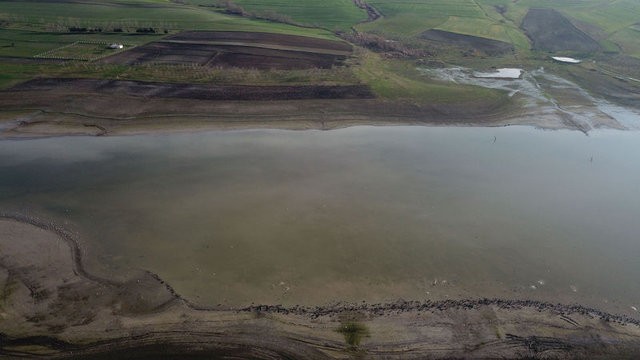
(360, 0, 528, 45)
(358, 0, 640, 56)
(221, 0, 367, 30)
(33, 41, 130, 60)
(0, 1, 339, 39)
(160, 40, 351, 56)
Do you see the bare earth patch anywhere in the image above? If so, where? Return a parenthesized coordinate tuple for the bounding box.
(521, 9, 601, 53)
(421, 29, 514, 56)
(100, 31, 352, 70)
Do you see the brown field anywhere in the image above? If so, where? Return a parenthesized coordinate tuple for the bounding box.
(10, 78, 374, 100)
(421, 29, 514, 56)
(521, 9, 601, 53)
(101, 31, 352, 70)
(165, 31, 353, 52)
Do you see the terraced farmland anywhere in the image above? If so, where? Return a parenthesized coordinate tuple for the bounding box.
(101, 31, 352, 70)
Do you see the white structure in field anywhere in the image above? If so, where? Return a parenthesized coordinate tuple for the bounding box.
(551, 56, 581, 64)
(108, 43, 124, 49)
(473, 68, 523, 79)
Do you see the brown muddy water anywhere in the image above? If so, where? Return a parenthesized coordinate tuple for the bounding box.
(1, 127, 640, 316)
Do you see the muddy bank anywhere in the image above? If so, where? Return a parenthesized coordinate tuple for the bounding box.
(10, 78, 375, 101)
(418, 66, 640, 132)
(1, 212, 640, 359)
(0, 81, 515, 137)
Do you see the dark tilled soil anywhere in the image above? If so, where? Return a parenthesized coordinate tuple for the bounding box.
(101, 31, 351, 70)
(521, 9, 601, 53)
(10, 78, 375, 101)
(420, 29, 514, 56)
(165, 31, 352, 52)
(101, 43, 346, 70)
(211, 46, 344, 69)
(101, 42, 221, 66)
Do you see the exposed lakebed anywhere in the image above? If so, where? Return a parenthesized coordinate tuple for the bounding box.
(1, 126, 640, 316)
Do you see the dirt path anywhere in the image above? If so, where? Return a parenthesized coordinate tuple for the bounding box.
(353, 0, 383, 23)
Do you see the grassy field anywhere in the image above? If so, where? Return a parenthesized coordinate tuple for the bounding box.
(476, 0, 640, 56)
(1, 0, 637, 59)
(352, 48, 506, 104)
(359, 0, 483, 37)
(354, 0, 639, 61)
(0, 0, 638, 106)
(0, 0, 336, 38)
(196, 0, 368, 31)
(0, 29, 162, 58)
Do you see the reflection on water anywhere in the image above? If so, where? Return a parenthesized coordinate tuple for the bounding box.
(1, 126, 640, 314)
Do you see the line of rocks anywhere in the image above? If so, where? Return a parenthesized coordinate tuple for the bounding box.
(239, 298, 640, 326)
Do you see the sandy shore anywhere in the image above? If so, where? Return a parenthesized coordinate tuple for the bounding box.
(1, 212, 640, 359)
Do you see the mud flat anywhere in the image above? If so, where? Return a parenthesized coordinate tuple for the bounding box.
(418, 66, 638, 132)
(0, 79, 514, 138)
(10, 78, 375, 101)
(1, 213, 640, 359)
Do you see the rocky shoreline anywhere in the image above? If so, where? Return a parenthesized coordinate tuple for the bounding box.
(240, 298, 640, 326)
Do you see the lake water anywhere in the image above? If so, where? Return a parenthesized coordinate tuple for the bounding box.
(1, 126, 640, 315)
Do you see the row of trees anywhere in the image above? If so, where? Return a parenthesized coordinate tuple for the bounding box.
(45, 21, 176, 33)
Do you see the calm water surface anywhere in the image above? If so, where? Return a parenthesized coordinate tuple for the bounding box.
(1, 126, 639, 314)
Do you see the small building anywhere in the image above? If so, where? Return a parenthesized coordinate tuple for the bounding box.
(108, 43, 124, 50)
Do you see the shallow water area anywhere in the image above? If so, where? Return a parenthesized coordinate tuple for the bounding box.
(1, 126, 640, 316)
(473, 68, 522, 79)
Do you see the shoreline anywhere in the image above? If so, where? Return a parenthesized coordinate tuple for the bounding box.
(0, 78, 635, 138)
(1, 212, 640, 358)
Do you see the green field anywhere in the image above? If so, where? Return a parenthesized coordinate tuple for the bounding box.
(0, 28, 162, 58)
(359, 0, 484, 37)
(0, 0, 638, 103)
(352, 0, 640, 59)
(0, 0, 336, 38)
(477, 0, 640, 55)
(1, 0, 638, 57)
(198, 0, 368, 31)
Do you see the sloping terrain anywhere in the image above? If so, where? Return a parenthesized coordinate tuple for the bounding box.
(101, 31, 352, 70)
(209, 0, 367, 30)
(10, 78, 374, 100)
(421, 29, 514, 56)
(521, 8, 601, 53)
